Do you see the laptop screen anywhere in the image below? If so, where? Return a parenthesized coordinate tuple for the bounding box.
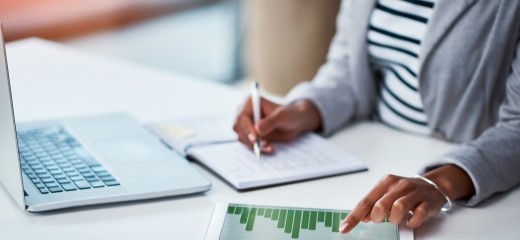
(0, 21, 26, 210)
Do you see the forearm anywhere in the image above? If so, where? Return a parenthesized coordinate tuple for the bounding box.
(424, 127, 520, 206)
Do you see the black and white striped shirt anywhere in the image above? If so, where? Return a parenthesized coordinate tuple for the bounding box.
(368, 0, 435, 135)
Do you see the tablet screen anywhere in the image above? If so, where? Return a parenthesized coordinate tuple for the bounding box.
(218, 203, 399, 240)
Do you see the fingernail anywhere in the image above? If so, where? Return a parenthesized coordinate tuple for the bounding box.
(247, 133, 255, 143)
(264, 145, 273, 153)
(339, 222, 349, 233)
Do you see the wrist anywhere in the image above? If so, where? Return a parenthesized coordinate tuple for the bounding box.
(423, 164, 475, 201)
(293, 99, 322, 132)
(414, 175, 452, 211)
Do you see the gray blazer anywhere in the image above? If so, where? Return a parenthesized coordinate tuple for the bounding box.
(286, 0, 520, 206)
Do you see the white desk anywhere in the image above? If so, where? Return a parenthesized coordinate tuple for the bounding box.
(1, 39, 519, 240)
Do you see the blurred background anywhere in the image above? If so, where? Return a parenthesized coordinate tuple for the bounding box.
(0, 0, 340, 96)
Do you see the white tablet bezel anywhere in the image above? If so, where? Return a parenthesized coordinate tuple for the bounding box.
(205, 202, 413, 240)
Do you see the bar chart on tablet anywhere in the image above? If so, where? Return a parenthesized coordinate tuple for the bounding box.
(219, 204, 398, 240)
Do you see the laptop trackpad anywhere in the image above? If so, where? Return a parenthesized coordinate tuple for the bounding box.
(94, 137, 165, 165)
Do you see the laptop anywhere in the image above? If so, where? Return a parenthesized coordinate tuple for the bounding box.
(0, 22, 211, 212)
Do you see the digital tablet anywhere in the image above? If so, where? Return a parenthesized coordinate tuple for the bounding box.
(205, 202, 414, 240)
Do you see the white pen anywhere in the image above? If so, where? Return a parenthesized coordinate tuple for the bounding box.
(251, 81, 262, 160)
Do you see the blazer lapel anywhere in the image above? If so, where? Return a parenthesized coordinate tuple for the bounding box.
(345, 0, 376, 80)
(419, 0, 477, 72)
(345, 0, 376, 54)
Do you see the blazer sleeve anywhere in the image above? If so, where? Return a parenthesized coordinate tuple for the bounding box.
(285, 1, 361, 136)
(424, 36, 520, 207)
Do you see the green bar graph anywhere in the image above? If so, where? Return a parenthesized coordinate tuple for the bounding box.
(317, 211, 325, 222)
(235, 207, 242, 214)
(324, 212, 332, 227)
(301, 211, 309, 229)
(246, 208, 257, 231)
(332, 212, 340, 232)
(226, 204, 357, 239)
(292, 210, 302, 238)
(227, 206, 235, 214)
(272, 209, 279, 221)
(265, 208, 272, 218)
(240, 207, 249, 224)
(341, 211, 349, 220)
(309, 211, 317, 230)
(278, 209, 287, 228)
(284, 210, 294, 233)
(257, 208, 265, 216)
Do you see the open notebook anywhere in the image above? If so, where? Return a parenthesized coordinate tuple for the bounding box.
(148, 114, 367, 190)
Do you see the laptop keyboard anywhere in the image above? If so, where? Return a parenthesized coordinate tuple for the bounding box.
(17, 126, 120, 194)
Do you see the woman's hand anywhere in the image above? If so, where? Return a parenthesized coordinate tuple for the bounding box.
(340, 165, 474, 233)
(233, 97, 322, 153)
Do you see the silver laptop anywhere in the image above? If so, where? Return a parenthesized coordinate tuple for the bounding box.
(0, 22, 211, 212)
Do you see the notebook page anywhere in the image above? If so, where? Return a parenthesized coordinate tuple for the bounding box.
(189, 133, 367, 189)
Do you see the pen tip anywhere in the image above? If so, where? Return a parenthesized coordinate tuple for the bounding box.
(253, 144, 261, 160)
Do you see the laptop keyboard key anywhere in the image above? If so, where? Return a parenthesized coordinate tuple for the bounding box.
(36, 172, 51, 178)
(104, 180, 120, 186)
(65, 172, 79, 177)
(27, 173, 38, 179)
(39, 188, 49, 194)
(48, 187, 63, 193)
(62, 167, 75, 172)
(85, 176, 98, 182)
(54, 174, 67, 180)
(70, 176, 83, 181)
(45, 182, 59, 188)
(31, 168, 44, 174)
(90, 181, 105, 188)
(74, 180, 91, 189)
(61, 183, 77, 191)
(78, 169, 91, 175)
(49, 169, 63, 175)
(41, 178, 55, 183)
(57, 178, 71, 184)
(100, 175, 115, 181)
(82, 172, 95, 178)
(96, 171, 111, 178)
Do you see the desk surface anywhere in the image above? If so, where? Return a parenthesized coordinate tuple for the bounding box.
(1, 39, 518, 240)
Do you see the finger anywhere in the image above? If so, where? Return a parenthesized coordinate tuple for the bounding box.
(371, 179, 417, 223)
(361, 215, 370, 223)
(370, 195, 393, 223)
(237, 134, 254, 149)
(387, 194, 422, 224)
(340, 175, 398, 233)
(261, 141, 275, 154)
(406, 202, 431, 228)
(235, 129, 254, 149)
(233, 114, 257, 146)
(340, 198, 375, 234)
